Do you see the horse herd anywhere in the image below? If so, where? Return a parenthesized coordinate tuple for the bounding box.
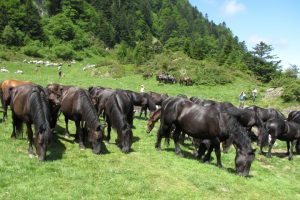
(1, 79, 300, 177)
(153, 73, 193, 86)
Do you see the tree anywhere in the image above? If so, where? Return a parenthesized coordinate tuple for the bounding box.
(284, 64, 299, 79)
(249, 41, 282, 82)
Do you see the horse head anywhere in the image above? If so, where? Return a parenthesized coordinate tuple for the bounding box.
(35, 124, 50, 161)
(89, 125, 105, 154)
(235, 148, 256, 176)
(120, 123, 132, 153)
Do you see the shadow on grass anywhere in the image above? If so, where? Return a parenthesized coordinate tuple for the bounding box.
(47, 132, 66, 161)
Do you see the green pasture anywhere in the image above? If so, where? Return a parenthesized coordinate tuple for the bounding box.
(0, 60, 299, 199)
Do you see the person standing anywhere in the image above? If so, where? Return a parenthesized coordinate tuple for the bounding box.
(58, 66, 62, 79)
(252, 88, 257, 103)
(239, 91, 246, 108)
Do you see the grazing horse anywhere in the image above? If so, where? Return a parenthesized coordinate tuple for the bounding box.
(146, 91, 168, 106)
(105, 90, 134, 153)
(179, 76, 193, 86)
(146, 108, 161, 133)
(0, 79, 33, 121)
(60, 87, 105, 154)
(156, 97, 255, 176)
(265, 118, 300, 160)
(10, 85, 51, 161)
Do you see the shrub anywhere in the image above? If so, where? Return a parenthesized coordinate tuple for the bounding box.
(22, 41, 44, 58)
(194, 64, 233, 85)
(281, 81, 300, 102)
(53, 44, 75, 60)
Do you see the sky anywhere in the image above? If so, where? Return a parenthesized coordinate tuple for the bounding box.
(189, 0, 300, 70)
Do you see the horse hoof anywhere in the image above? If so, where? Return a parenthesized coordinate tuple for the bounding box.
(155, 147, 161, 151)
(79, 144, 86, 150)
(288, 157, 293, 161)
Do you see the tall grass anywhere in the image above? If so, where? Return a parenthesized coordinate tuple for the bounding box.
(0, 59, 299, 199)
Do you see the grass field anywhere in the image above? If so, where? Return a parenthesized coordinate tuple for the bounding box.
(0, 59, 299, 199)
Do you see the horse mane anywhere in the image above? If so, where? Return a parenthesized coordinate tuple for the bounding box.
(29, 88, 51, 141)
(225, 114, 252, 151)
(79, 90, 100, 130)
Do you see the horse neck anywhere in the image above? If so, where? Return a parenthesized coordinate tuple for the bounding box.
(79, 90, 100, 130)
(30, 90, 51, 139)
(226, 115, 252, 152)
(151, 109, 161, 122)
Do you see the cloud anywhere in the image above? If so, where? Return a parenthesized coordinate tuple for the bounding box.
(223, 0, 246, 15)
(249, 35, 270, 46)
(248, 35, 288, 49)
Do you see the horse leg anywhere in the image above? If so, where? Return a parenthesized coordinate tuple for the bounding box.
(105, 117, 111, 143)
(155, 124, 171, 151)
(288, 141, 294, 161)
(10, 112, 17, 139)
(173, 128, 183, 156)
(64, 117, 70, 138)
(75, 120, 85, 150)
(26, 123, 35, 158)
(286, 141, 290, 156)
(144, 108, 148, 119)
(267, 137, 276, 158)
(214, 140, 222, 168)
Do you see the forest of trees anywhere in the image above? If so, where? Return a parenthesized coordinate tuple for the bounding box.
(0, 0, 298, 95)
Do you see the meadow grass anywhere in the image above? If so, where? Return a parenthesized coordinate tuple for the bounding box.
(0, 59, 299, 199)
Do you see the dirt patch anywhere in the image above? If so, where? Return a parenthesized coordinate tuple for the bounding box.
(263, 87, 283, 99)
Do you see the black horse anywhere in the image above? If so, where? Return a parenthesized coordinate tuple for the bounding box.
(245, 105, 285, 146)
(156, 74, 176, 84)
(60, 87, 106, 154)
(123, 90, 156, 119)
(146, 91, 168, 106)
(287, 111, 300, 153)
(89, 88, 115, 118)
(265, 118, 300, 160)
(105, 90, 134, 153)
(156, 97, 255, 176)
(287, 111, 300, 124)
(10, 84, 52, 161)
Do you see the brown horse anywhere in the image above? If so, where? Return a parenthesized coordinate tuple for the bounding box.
(179, 76, 193, 86)
(10, 84, 51, 161)
(0, 79, 33, 121)
(60, 87, 106, 154)
(147, 108, 161, 133)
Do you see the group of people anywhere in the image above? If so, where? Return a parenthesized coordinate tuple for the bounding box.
(239, 88, 257, 108)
